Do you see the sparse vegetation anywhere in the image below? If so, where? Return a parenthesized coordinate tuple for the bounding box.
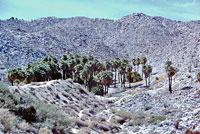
(147, 116, 166, 124)
(0, 82, 71, 133)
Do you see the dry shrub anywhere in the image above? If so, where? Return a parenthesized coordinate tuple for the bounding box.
(18, 122, 30, 131)
(39, 127, 53, 134)
(0, 109, 14, 133)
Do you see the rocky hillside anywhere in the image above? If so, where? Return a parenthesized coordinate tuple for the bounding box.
(1, 13, 200, 81)
(0, 80, 121, 133)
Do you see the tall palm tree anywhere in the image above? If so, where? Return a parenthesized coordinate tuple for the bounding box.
(132, 58, 136, 71)
(126, 65, 133, 88)
(67, 59, 76, 79)
(135, 58, 140, 72)
(165, 63, 176, 94)
(147, 65, 152, 86)
(74, 64, 84, 83)
(111, 58, 121, 87)
(59, 61, 68, 80)
(142, 65, 152, 87)
(140, 57, 147, 78)
(119, 60, 127, 87)
(126, 73, 133, 88)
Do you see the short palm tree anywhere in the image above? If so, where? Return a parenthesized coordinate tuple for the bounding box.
(7, 69, 17, 86)
(96, 71, 113, 95)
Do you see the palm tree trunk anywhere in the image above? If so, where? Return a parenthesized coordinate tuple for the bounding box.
(141, 65, 143, 79)
(114, 69, 117, 87)
(11, 81, 13, 86)
(118, 71, 120, 84)
(145, 76, 147, 87)
(63, 70, 66, 80)
(169, 77, 172, 93)
(121, 76, 123, 87)
(104, 85, 107, 95)
(148, 75, 151, 87)
(123, 74, 125, 87)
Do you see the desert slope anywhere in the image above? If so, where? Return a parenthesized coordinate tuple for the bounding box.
(0, 13, 200, 81)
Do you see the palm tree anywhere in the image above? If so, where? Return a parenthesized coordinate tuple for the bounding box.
(15, 68, 26, 82)
(165, 64, 176, 94)
(140, 57, 147, 78)
(165, 60, 172, 67)
(126, 65, 133, 88)
(59, 61, 68, 80)
(147, 65, 152, 86)
(7, 69, 17, 86)
(96, 71, 113, 95)
(25, 70, 34, 84)
(31, 62, 51, 82)
(105, 61, 112, 71)
(67, 59, 76, 79)
(135, 58, 140, 72)
(74, 64, 84, 83)
(80, 69, 89, 87)
(126, 73, 133, 88)
(119, 60, 127, 87)
(132, 58, 136, 71)
(111, 58, 121, 87)
(142, 65, 152, 87)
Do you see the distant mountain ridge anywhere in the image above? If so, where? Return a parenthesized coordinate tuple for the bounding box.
(0, 13, 200, 81)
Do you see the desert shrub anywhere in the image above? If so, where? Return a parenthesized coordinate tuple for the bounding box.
(18, 122, 30, 131)
(90, 85, 103, 95)
(113, 109, 133, 120)
(130, 118, 146, 126)
(147, 116, 166, 124)
(39, 127, 53, 134)
(0, 82, 71, 132)
(0, 109, 15, 133)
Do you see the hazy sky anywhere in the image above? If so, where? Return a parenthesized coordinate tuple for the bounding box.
(0, 0, 200, 21)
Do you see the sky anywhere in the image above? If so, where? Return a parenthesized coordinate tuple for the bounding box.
(0, 0, 200, 21)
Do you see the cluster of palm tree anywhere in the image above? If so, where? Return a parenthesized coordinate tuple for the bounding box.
(7, 54, 153, 95)
(132, 57, 152, 87)
(165, 61, 177, 93)
(142, 65, 152, 87)
(7, 55, 62, 86)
